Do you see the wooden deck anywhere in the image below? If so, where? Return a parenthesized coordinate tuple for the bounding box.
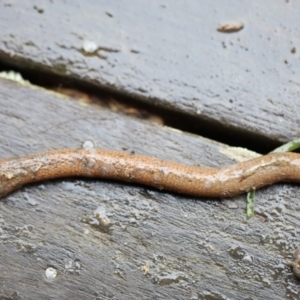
(0, 1, 300, 299)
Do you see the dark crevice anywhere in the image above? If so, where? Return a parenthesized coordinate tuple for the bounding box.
(0, 59, 281, 154)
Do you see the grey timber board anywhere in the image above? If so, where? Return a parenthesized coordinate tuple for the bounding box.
(0, 1, 299, 148)
(0, 78, 299, 299)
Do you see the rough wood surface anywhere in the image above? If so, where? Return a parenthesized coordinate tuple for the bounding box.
(0, 1, 299, 148)
(0, 78, 300, 299)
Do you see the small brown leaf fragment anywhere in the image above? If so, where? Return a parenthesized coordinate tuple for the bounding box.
(217, 21, 244, 33)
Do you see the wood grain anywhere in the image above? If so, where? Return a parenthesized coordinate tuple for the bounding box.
(0, 1, 300, 149)
(0, 78, 299, 299)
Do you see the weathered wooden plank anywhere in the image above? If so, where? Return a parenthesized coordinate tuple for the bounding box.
(0, 0, 299, 149)
(0, 78, 299, 299)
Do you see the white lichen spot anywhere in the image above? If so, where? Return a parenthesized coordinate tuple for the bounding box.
(82, 140, 95, 149)
(242, 254, 253, 263)
(45, 267, 57, 280)
(82, 40, 98, 53)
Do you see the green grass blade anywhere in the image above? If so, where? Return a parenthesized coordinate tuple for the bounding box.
(246, 138, 300, 219)
(271, 139, 300, 153)
(246, 189, 255, 219)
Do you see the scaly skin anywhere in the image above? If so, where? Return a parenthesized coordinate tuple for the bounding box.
(1, 148, 300, 198)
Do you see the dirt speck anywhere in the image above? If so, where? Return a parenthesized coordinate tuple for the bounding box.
(217, 21, 244, 33)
